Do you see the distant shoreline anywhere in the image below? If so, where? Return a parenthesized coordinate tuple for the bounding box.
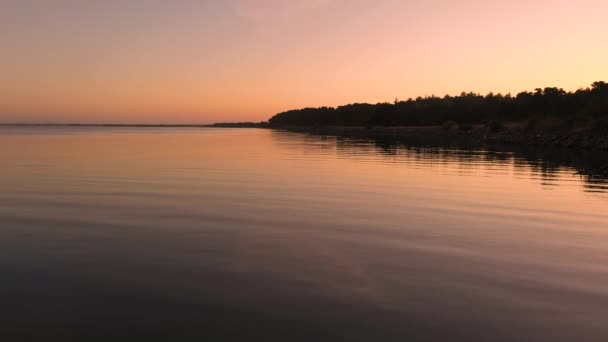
(3, 122, 607, 151)
(0, 122, 267, 128)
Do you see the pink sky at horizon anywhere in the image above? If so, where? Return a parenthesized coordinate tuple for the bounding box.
(1, 0, 607, 124)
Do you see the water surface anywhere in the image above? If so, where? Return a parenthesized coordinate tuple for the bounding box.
(1, 127, 608, 341)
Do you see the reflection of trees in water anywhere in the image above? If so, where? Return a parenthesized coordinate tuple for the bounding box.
(585, 179, 608, 193)
(273, 131, 338, 157)
(272, 130, 608, 193)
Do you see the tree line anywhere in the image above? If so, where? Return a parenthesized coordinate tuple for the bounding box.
(268, 81, 608, 128)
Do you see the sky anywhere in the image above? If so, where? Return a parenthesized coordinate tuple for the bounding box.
(1, 0, 607, 124)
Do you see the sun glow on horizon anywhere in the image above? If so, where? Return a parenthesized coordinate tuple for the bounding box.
(1, 0, 607, 123)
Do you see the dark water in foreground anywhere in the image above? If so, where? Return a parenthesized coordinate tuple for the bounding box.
(1, 127, 608, 341)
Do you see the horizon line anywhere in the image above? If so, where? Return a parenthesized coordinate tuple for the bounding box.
(0, 123, 260, 127)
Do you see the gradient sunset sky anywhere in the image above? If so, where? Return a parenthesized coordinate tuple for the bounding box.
(2, 0, 607, 124)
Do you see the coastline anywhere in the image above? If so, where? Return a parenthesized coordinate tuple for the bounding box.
(272, 125, 608, 151)
(2, 122, 607, 151)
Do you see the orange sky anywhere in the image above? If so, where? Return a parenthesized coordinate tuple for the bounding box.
(1, 0, 607, 124)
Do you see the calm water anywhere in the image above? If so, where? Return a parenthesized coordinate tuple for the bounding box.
(2, 127, 608, 341)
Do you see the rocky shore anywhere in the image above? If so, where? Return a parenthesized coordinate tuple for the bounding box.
(274, 125, 608, 151)
(485, 129, 608, 150)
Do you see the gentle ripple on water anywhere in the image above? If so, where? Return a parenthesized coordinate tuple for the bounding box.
(1, 126, 608, 341)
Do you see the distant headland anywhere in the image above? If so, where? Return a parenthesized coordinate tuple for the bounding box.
(264, 81, 608, 150)
(267, 81, 608, 127)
